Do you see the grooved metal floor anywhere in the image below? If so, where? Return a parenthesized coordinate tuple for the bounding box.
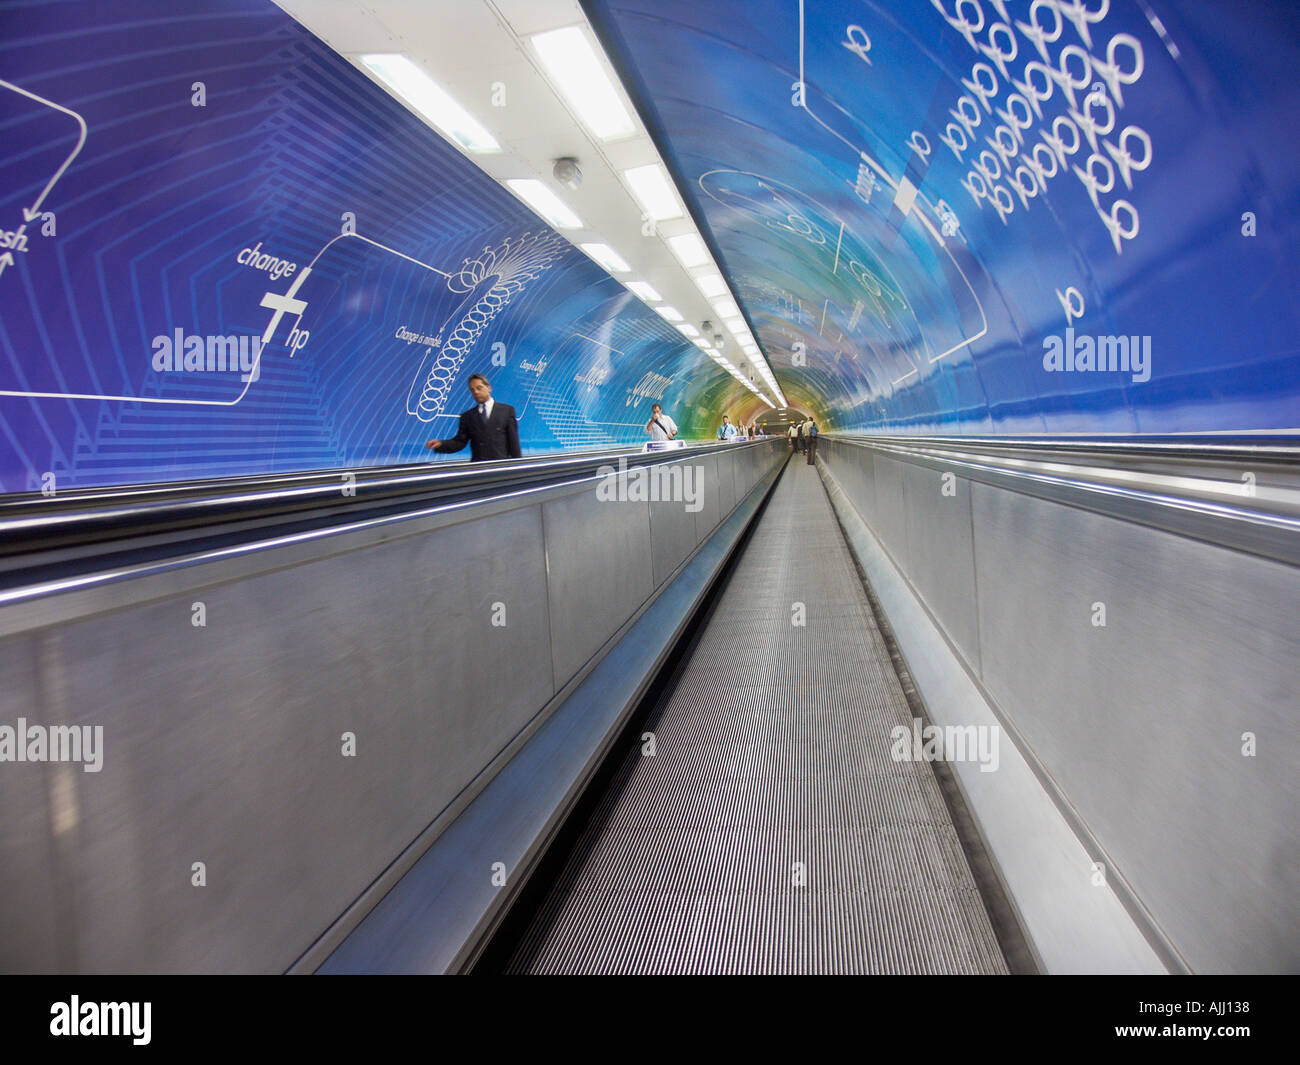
(507, 459, 1008, 974)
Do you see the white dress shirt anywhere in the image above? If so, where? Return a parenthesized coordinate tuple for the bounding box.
(647, 412, 677, 441)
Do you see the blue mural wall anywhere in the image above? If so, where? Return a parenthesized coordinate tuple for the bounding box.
(585, 0, 1300, 437)
(0, 0, 730, 494)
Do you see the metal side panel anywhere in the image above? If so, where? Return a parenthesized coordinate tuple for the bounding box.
(716, 449, 737, 517)
(544, 486, 655, 687)
(0, 634, 64, 972)
(744, 446, 759, 489)
(899, 460, 982, 674)
(648, 491, 701, 590)
(971, 481, 1300, 974)
(692, 453, 722, 541)
(510, 461, 1007, 975)
(870, 454, 909, 572)
(27, 503, 553, 973)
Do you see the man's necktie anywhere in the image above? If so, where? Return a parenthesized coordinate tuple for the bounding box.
(479, 403, 487, 419)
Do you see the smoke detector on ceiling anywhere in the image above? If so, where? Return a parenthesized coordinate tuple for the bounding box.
(552, 157, 582, 190)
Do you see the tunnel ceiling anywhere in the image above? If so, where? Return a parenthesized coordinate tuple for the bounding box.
(0, 0, 766, 493)
(583, 0, 1300, 436)
(2, 2, 1298, 494)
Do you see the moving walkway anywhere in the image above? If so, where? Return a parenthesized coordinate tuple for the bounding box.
(2, 435, 1296, 974)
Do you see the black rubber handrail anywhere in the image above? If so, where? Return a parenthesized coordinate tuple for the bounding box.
(829, 432, 1300, 466)
(0, 441, 756, 560)
(822, 433, 1300, 566)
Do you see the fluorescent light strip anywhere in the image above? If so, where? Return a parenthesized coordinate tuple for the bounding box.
(666, 232, 709, 268)
(694, 273, 727, 297)
(626, 280, 661, 302)
(623, 164, 682, 221)
(530, 26, 636, 141)
(579, 242, 630, 273)
(621, 153, 785, 402)
(360, 54, 499, 153)
(505, 179, 582, 229)
(655, 305, 684, 322)
(677, 323, 700, 337)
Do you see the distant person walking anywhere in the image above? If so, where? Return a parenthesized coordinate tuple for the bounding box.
(805, 419, 818, 464)
(425, 373, 521, 462)
(717, 415, 738, 441)
(787, 422, 797, 450)
(795, 420, 805, 453)
(646, 402, 678, 442)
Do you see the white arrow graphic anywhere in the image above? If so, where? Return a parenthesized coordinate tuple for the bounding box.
(0, 251, 12, 278)
(0, 77, 88, 221)
(2, 230, 463, 407)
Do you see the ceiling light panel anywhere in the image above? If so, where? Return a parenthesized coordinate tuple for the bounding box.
(360, 54, 499, 153)
(625, 280, 662, 302)
(505, 179, 583, 229)
(694, 273, 727, 297)
(579, 242, 630, 273)
(530, 26, 637, 141)
(622, 164, 683, 221)
(666, 232, 709, 268)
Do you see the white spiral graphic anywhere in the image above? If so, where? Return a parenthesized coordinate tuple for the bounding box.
(407, 231, 568, 421)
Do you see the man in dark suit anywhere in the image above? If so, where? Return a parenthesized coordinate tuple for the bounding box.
(424, 373, 522, 461)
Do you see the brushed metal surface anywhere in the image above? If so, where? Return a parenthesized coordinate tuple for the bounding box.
(971, 482, 1300, 973)
(0, 475, 604, 639)
(868, 454, 908, 571)
(648, 491, 701, 589)
(0, 634, 64, 972)
(14, 505, 553, 972)
(829, 434, 1300, 566)
(0, 445, 786, 973)
(820, 462, 1165, 973)
(512, 462, 1006, 974)
(543, 484, 655, 686)
(898, 461, 982, 671)
(715, 447, 737, 517)
(691, 453, 721, 542)
(821, 437, 1298, 972)
(319, 456, 786, 974)
(733, 447, 751, 495)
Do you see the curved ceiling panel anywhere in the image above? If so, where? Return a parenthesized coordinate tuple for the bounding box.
(0, 0, 743, 493)
(585, 0, 1300, 437)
